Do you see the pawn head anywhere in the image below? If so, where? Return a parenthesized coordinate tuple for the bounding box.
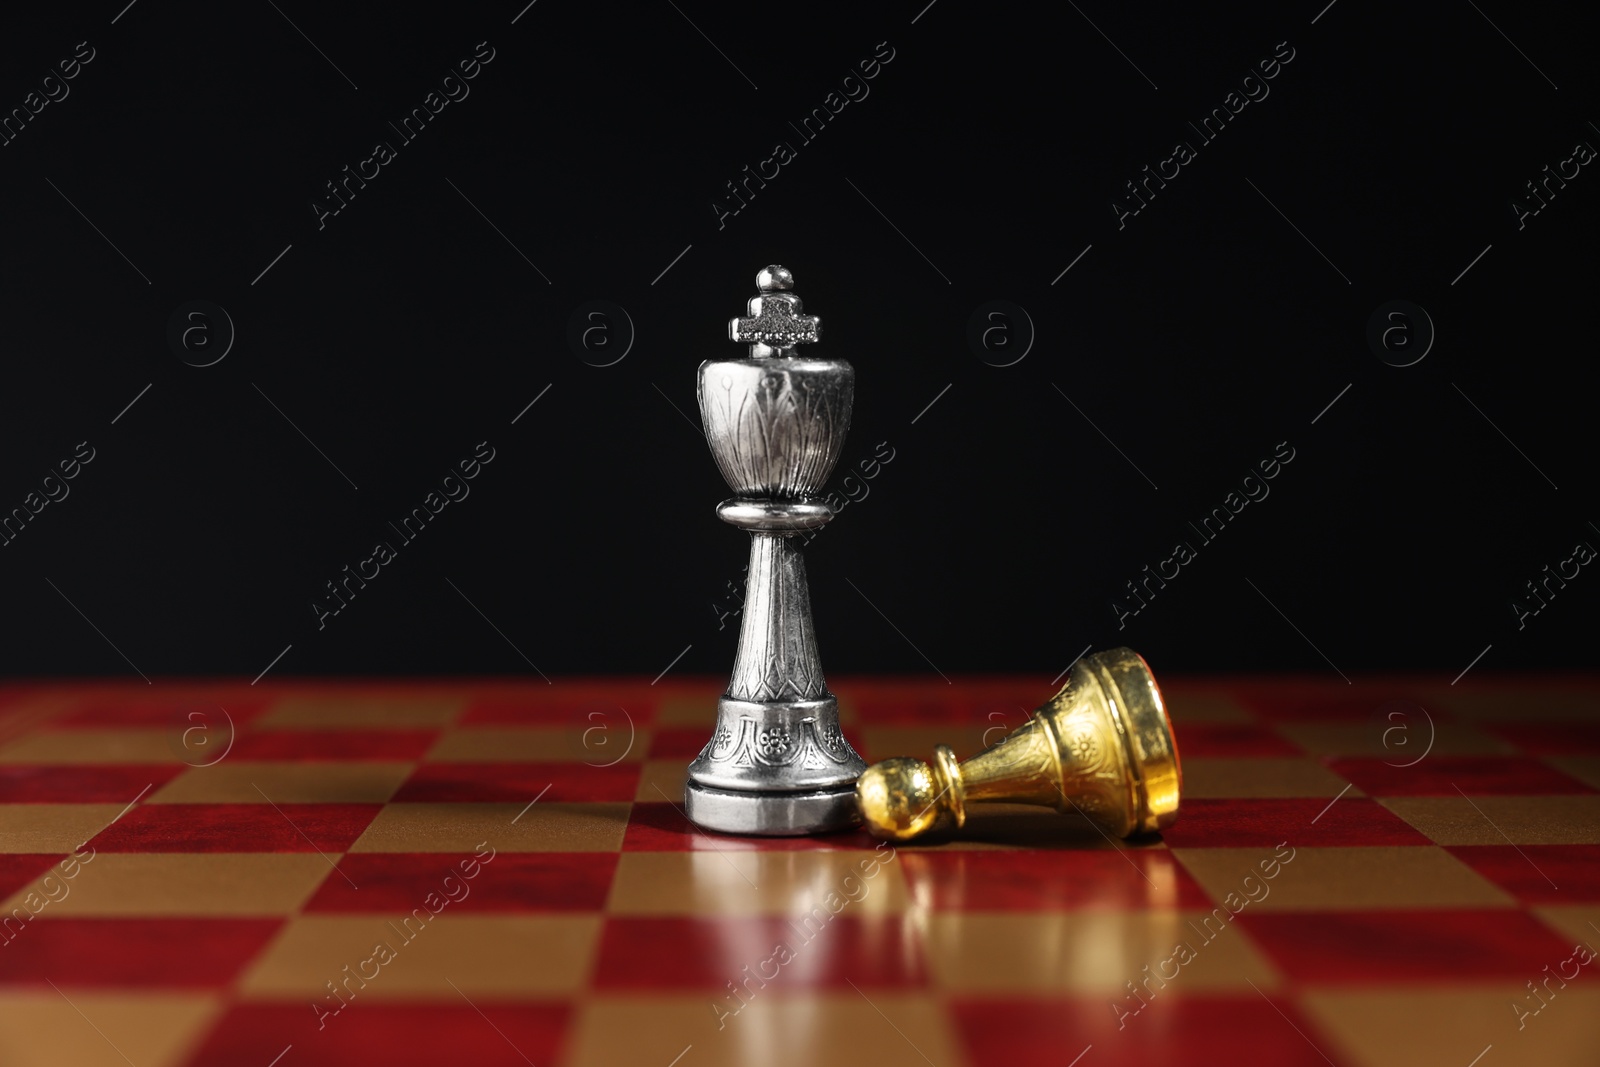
(856, 757, 945, 840)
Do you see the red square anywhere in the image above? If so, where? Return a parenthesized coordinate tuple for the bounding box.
(0, 855, 64, 899)
(0, 764, 184, 803)
(88, 803, 380, 852)
(1238, 909, 1578, 981)
(1325, 756, 1596, 796)
(593, 916, 927, 990)
(1171, 723, 1303, 757)
(1445, 845, 1600, 904)
(1482, 722, 1600, 755)
(0, 918, 280, 987)
(951, 995, 1340, 1066)
(897, 850, 1213, 910)
(393, 762, 640, 803)
(1162, 798, 1431, 848)
(304, 852, 617, 912)
(184, 1002, 570, 1067)
(0, 685, 43, 711)
(622, 803, 879, 851)
(227, 730, 438, 761)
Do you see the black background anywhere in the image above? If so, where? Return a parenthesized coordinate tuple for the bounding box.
(0, 1, 1593, 681)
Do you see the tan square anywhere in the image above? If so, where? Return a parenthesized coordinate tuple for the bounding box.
(240, 915, 598, 997)
(1165, 692, 1256, 724)
(349, 802, 629, 852)
(1174, 846, 1514, 909)
(1, 854, 333, 916)
(0, 729, 176, 764)
(258, 696, 463, 728)
(1381, 796, 1600, 845)
(0, 992, 222, 1067)
(0, 805, 124, 853)
(1182, 758, 1356, 798)
(566, 994, 966, 1067)
(925, 911, 1278, 993)
(1428, 688, 1600, 722)
(428, 727, 650, 763)
(654, 696, 719, 727)
(1303, 986, 1600, 1067)
(608, 851, 907, 916)
(0, 698, 69, 746)
(1276, 721, 1514, 758)
(1531, 904, 1600, 947)
(636, 760, 688, 802)
(830, 695, 861, 726)
(1547, 756, 1600, 790)
(149, 761, 414, 804)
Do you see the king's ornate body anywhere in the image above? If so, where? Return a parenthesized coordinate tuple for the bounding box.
(685, 265, 868, 835)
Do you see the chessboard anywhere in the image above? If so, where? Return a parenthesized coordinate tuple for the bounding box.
(0, 675, 1596, 1067)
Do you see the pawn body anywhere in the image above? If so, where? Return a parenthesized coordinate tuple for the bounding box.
(856, 648, 1181, 841)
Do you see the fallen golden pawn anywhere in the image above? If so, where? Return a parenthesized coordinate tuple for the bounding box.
(856, 647, 1182, 841)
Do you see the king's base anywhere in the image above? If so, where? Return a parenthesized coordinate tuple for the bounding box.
(684, 780, 862, 836)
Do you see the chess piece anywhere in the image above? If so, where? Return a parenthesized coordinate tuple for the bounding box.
(684, 265, 868, 835)
(856, 647, 1181, 841)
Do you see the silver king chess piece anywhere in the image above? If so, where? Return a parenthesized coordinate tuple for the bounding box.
(685, 264, 868, 835)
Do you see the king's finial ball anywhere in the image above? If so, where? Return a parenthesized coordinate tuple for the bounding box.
(756, 264, 794, 292)
(855, 758, 944, 840)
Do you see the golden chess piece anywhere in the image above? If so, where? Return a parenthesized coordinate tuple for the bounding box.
(855, 647, 1181, 841)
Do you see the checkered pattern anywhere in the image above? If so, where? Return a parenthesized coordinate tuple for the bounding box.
(0, 677, 1596, 1067)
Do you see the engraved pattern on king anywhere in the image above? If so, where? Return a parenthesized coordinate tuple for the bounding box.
(700, 722, 738, 763)
(727, 534, 828, 702)
(700, 363, 850, 499)
(698, 716, 860, 770)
